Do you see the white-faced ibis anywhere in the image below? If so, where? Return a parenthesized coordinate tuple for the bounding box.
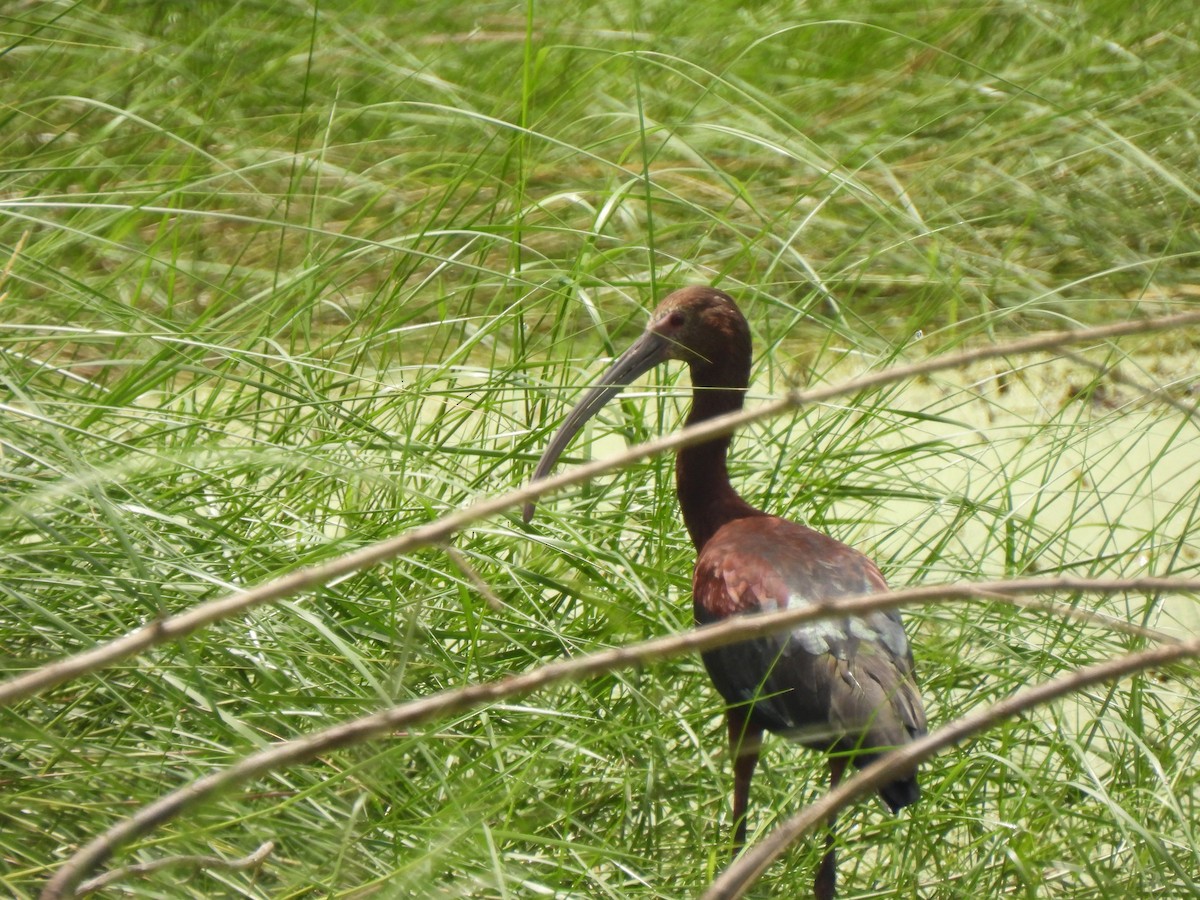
(525, 287, 926, 899)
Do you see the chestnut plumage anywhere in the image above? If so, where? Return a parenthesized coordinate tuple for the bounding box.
(526, 286, 926, 898)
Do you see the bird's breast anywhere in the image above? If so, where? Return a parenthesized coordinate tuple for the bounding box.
(692, 516, 886, 619)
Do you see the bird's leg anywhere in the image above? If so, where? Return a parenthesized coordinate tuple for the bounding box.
(814, 755, 848, 900)
(726, 709, 762, 855)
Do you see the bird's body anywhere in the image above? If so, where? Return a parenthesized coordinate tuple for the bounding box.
(694, 516, 924, 812)
(526, 286, 926, 898)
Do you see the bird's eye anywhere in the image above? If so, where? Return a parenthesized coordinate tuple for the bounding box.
(667, 311, 686, 328)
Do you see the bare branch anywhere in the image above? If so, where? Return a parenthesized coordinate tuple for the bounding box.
(76, 841, 274, 896)
(701, 633, 1200, 899)
(40, 575, 1200, 899)
(4, 309, 1199, 708)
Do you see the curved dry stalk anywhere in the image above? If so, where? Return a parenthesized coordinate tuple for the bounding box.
(989, 592, 1179, 643)
(40, 575, 1200, 899)
(701, 633, 1200, 900)
(4, 309, 1199, 708)
(76, 841, 274, 896)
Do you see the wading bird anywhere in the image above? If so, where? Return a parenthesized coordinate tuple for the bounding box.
(524, 287, 926, 899)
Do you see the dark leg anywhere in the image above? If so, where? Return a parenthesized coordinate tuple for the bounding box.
(726, 709, 763, 855)
(814, 756, 847, 900)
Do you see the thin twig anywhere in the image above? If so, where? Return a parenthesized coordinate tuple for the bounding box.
(4, 309, 1199, 708)
(986, 590, 1179, 644)
(39, 575, 1200, 899)
(443, 543, 505, 612)
(76, 841, 274, 896)
(1058, 346, 1200, 422)
(701, 633, 1200, 899)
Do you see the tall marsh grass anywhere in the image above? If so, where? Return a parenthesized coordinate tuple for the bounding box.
(3, 1, 1198, 896)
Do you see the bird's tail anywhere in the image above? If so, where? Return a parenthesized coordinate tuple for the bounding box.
(878, 773, 920, 812)
(855, 752, 920, 812)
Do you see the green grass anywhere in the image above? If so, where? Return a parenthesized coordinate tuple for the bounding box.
(3, 1, 1199, 897)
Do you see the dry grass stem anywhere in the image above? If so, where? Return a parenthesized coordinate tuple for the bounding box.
(5, 310, 1198, 708)
(40, 576, 1200, 899)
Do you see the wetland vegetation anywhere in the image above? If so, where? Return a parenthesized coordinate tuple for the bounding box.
(3, 1, 1199, 896)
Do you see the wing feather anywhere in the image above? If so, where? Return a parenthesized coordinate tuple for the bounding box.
(693, 516, 927, 754)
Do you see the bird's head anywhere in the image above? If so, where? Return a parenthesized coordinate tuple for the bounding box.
(646, 286, 750, 373)
(523, 286, 750, 522)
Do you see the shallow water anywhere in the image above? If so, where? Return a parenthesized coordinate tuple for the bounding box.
(876, 350, 1199, 637)
(544, 341, 1200, 637)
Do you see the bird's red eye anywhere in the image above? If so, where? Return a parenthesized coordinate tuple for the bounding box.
(667, 311, 686, 328)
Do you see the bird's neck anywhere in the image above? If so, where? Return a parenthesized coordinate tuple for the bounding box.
(676, 370, 763, 552)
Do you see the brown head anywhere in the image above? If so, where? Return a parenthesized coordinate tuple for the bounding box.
(523, 286, 752, 522)
(644, 286, 752, 384)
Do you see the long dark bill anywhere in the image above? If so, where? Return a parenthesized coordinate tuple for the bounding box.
(523, 329, 670, 523)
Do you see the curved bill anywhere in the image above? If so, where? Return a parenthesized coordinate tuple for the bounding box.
(523, 329, 670, 522)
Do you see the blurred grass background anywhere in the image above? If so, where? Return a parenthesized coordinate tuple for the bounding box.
(2, 1, 1199, 896)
